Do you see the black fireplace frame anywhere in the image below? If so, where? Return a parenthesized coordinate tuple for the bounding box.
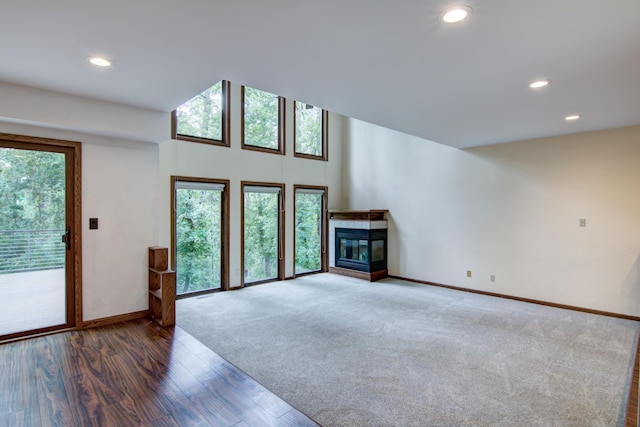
(335, 228, 387, 273)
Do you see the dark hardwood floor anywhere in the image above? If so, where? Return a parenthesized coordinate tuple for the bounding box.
(0, 320, 318, 427)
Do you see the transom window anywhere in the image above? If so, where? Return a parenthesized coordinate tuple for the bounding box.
(294, 102, 328, 161)
(172, 81, 230, 147)
(242, 86, 285, 155)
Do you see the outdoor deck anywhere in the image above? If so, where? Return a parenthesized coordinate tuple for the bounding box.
(0, 269, 66, 337)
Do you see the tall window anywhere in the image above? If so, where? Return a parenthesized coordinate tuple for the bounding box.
(294, 186, 327, 276)
(294, 102, 328, 161)
(242, 86, 285, 155)
(172, 81, 230, 147)
(172, 177, 229, 297)
(242, 182, 284, 285)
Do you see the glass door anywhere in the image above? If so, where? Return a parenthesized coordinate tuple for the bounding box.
(294, 186, 326, 276)
(174, 179, 226, 297)
(0, 138, 77, 340)
(242, 183, 284, 285)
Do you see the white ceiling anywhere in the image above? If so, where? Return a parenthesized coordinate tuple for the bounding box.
(1, 0, 639, 148)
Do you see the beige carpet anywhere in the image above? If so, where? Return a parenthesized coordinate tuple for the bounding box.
(177, 274, 639, 426)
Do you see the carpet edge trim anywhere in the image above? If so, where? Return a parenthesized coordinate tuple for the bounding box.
(388, 275, 640, 321)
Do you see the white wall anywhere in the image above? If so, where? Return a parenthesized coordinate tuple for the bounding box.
(0, 82, 169, 143)
(159, 82, 345, 285)
(345, 120, 640, 316)
(81, 137, 158, 319)
(0, 89, 161, 321)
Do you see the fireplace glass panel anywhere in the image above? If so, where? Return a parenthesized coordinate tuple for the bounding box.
(371, 240, 384, 263)
(339, 238, 369, 263)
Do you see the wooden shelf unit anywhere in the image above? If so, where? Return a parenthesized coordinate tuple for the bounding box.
(148, 246, 175, 327)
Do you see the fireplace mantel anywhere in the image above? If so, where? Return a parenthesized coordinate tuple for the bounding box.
(329, 210, 388, 221)
(329, 210, 389, 281)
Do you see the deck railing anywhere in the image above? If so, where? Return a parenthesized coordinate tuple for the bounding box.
(0, 229, 65, 273)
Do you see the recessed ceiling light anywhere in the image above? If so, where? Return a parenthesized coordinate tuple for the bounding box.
(441, 6, 472, 23)
(529, 79, 551, 89)
(89, 57, 111, 67)
(565, 115, 581, 121)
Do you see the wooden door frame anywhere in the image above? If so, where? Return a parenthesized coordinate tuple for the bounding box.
(0, 133, 82, 342)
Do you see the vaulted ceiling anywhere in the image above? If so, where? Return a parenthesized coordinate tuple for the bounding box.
(1, 0, 639, 148)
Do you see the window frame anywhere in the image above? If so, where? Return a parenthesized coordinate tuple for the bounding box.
(240, 181, 285, 287)
(171, 80, 231, 147)
(293, 184, 328, 277)
(241, 86, 286, 155)
(171, 176, 230, 298)
(293, 102, 328, 161)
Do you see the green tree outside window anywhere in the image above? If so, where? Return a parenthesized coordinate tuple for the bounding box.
(176, 81, 223, 141)
(295, 192, 322, 274)
(0, 148, 66, 272)
(244, 87, 279, 150)
(295, 103, 323, 157)
(244, 189, 279, 282)
(175, 187, 222, 294)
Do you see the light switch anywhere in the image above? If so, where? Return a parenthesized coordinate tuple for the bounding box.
(89, 218, 99, 230)
(579, 218, 586, 227)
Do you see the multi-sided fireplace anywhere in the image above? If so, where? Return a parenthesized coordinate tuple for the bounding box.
(329, 210, 388, 281)
(335, 228, 387, 272)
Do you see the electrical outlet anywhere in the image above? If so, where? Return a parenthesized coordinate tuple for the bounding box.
(490, 274, 495, 282)
(579, 218, 586, 227)
(466, 270, 472, 278)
